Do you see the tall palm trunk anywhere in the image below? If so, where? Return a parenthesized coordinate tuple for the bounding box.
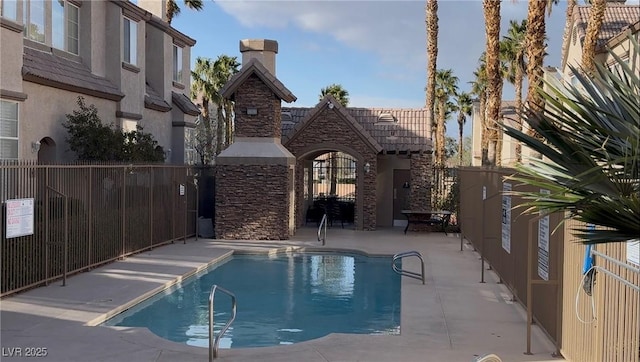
(582, 0, 607, 74)
(457, 113, 464, 166)
(479, 92, 488, 165)
(426, 0, 439, 141)
(514, 64, 524, 163)
(483, 0, 502, 166)
(216, 104, 225, 154)
(436, 99, 446, 166)
(525, 0, 547, 118)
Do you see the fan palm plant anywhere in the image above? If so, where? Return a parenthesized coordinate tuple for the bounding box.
(426, 0, 439, 141)
(434, 69, 459, 166)
(502, 37, 640, 244)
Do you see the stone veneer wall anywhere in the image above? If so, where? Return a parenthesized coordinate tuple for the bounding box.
(234, 74, 282, 139)
(215, 164, 290, 240)
(409, 152, 432, 210)
(286, 107, 377, 230)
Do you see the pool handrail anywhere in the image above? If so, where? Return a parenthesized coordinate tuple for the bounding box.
(317, 213, 327, 246)
(209, 285, 237, 361)
(392, 251, 425, 284)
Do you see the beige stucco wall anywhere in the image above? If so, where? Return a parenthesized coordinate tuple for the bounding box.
(0, 22, 24, 92)
(82, 1, 106, 77)
(20, 82, 116, 162)
(376, 154, 410, 227)
(118, 19, 146, 118)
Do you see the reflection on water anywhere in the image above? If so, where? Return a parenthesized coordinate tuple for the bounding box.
(104, 253, 401, 348)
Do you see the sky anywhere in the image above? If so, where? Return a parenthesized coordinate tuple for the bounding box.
(171, 0, 572, 138)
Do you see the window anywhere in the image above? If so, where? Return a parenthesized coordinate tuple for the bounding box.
(1, 0, 18, 21)
(173, 44, 182, 83)
(123, 17, 137, 65)
(185, 127, 196, 164)
(23, 0, 79, 54)
(0, 101, 19, 160)
(24, 0, 45, 43)
(52, 0, 79, 54)
(121, 119, 137, 133)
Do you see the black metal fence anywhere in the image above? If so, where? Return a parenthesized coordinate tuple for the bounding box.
(431, 166, 459, 225)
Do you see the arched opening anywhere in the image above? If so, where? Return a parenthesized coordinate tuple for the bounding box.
(36, 137, 56, 164)
(299, 148, 362, 229)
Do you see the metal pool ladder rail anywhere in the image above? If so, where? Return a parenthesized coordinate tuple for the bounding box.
(392, 251, 425, 284)
(209, 285, 237, 361)
(317, 213, 327, 246)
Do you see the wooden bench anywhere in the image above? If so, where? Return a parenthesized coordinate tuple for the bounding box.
(401, 210, 452, 235)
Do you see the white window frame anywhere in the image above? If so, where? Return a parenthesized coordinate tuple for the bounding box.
(184, 127, 197, 165)
(123, 16, 137, 65)
(173, 44, 183, 83)
(1, 0, 18, 21)
(23, 0, 46, 43)
(0, 100, 19, 160)
(22, 0, 79, 55)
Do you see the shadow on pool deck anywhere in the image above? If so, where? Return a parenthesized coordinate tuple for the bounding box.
(0, 227, 562, 362)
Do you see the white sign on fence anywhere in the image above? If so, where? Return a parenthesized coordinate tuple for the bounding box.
(501, 183, 512, 254)
(538, 190, 551, 280)
(5, 198, 35, 239)
(627, 239, 639, 267)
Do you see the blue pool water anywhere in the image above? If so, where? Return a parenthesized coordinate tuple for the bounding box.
(103, 252, 401, 348)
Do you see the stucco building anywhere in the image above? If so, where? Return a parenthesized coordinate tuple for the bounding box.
(0, 0, 199, 163)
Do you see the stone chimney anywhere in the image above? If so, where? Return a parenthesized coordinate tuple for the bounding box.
(240, 39, 278, 75)
(215, 39, 297, 240)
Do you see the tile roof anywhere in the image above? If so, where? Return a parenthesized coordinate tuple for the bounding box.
(171, 92, 200, 116)
(22, 47, 124, 101)
(284, 95, 383, 154)
(282, 102, 431, 153)
(561, 4, 640, 68)
(220, 58, 297, 103)
(145, 83, 171, 112)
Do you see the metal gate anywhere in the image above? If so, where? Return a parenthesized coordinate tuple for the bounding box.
(432, 166, 459, 225)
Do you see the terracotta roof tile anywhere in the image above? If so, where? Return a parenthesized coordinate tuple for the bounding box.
(145, 83, 171, 112)
(220, 58, 296, 103)
(22, 47, 124, 101)
(282, 104, 431, 153)
(171, 92, 200, 116)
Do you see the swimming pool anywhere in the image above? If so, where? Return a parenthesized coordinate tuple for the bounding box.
(103, 252, 401, 348)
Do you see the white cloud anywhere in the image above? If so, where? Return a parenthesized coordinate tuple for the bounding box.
(217, 1, 426, 71)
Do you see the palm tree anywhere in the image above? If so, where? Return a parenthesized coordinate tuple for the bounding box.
(426, 0, 439, 141)
(503, 39, 639, 244)
(434, 69, 459, 167)
(191, 57, 216, 164)
(191, 55, 240, 158)
(319, 84, 350, 196)
(502, 19, 528, 162)
(482, 0, 502, 166)
(581, 0, 607, 74)
(452, 92, 473, 166)
(470, 61, 488, 165)
(320, 84, 349, 107)
(166, 0, 204, 24)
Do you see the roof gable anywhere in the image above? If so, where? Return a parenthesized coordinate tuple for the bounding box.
(220, 58, 296, 103)
(283, 95, 383, 154)
(282, 104, 431, 153)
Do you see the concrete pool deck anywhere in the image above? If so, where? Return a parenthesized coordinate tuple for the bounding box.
(0, 228, 562, 361)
